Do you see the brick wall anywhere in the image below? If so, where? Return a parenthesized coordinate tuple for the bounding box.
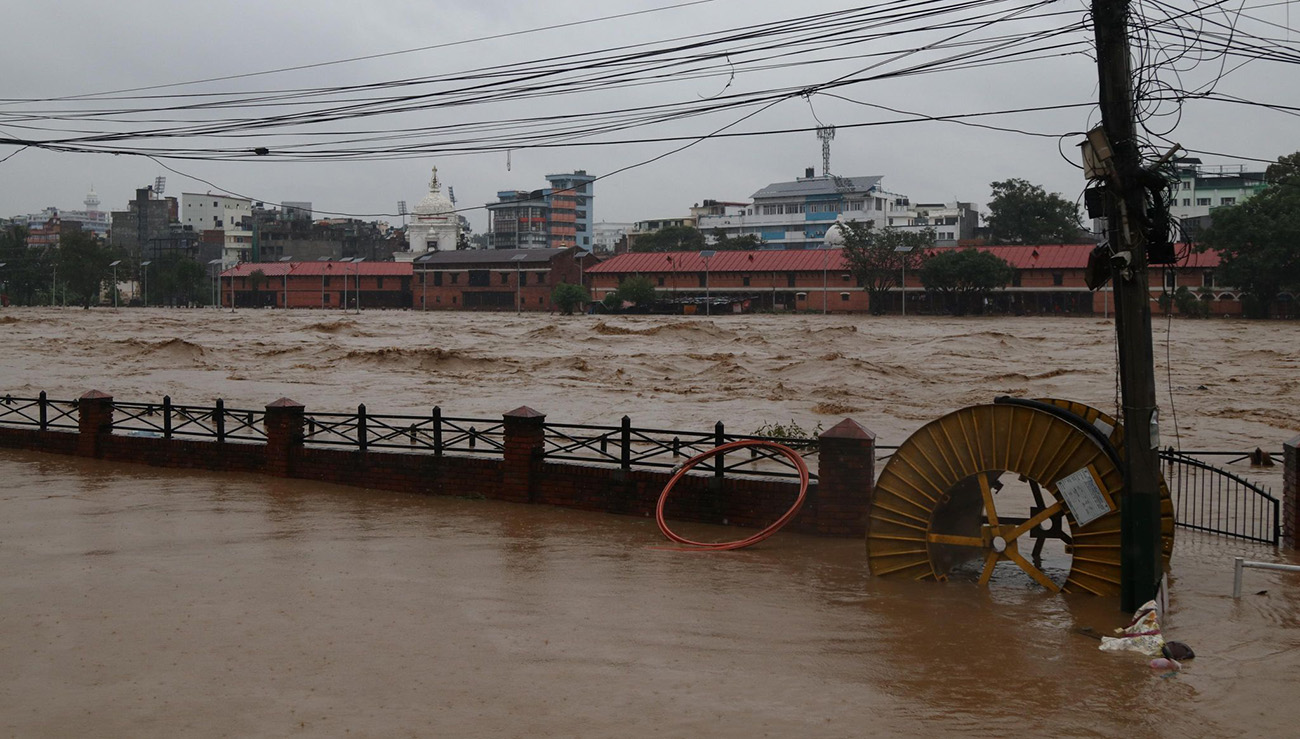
(0, 393, 875, 538)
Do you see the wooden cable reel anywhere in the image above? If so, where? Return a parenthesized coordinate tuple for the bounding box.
(866, 399, 1174, 595)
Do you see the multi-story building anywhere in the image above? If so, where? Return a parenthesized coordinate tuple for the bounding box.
(546, 171, 596, 249)
(1170, 158, 1267, 232)
(183, 193, 253, 266)
(25, 213, 83, 248)
(886, 201, 980, 246)
(485, 170, 595, 249)
(110, 187, 179, 259)
(592, 221, 633, 254)
(695, 168, 911, 249)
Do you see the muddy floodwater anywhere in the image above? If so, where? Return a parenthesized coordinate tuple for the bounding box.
(2, 308, 1299, 736)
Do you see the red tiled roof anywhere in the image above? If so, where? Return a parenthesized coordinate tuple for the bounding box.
(220, 262, 413, 278)
(589, 244, 1218, 274)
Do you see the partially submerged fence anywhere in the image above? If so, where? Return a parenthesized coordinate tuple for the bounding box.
(1, 391, 1293, 546)
(0, 391, 869, 537)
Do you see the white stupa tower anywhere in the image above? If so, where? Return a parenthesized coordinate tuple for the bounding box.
(397, 165, 459, 262)
(84, 187, 101, 216)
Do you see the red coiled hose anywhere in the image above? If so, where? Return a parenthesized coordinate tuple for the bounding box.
(655, 439, 811, 551)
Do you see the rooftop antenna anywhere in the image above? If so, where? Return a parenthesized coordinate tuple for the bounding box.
(816, 126, 835, 176)
(448, 186, 456, 207)
(397, 200, 407, 229)
(154, 176, 166, 197)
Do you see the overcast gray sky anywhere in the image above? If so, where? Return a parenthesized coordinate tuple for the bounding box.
(2, 0, 1296, 233)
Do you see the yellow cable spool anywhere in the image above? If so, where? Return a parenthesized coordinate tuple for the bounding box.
(867, 399, 1174, 595)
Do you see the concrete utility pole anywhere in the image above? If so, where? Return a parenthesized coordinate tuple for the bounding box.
(1093, 0, 1164, 612)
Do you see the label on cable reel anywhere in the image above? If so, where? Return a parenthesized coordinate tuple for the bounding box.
(1056, 465, 1116, 527)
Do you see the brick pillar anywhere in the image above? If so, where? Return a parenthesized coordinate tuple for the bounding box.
(501, 406, 545, 504)
(811, 418, 876, 536)
(264, 398, 305, 477)
(1284, 435, 1300, 549)
(77, 390, 114, 458)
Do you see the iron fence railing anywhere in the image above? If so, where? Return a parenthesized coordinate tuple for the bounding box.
(541, 417, 819, 481)
(112, 398, 267, 442)
(0, 392, 80, 431)
(303, 405, 504, 456)
(1160, 449, 1279, 545)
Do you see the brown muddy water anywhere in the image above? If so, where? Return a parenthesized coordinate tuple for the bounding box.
(2, 308, 1298, 736)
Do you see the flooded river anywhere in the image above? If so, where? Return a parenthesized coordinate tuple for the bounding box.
(1, 308, 1298, 735)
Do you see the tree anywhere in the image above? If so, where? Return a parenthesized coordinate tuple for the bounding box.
(149, 255, 207, 306)
(551, 282, 590, 315)
(248, 268, 268, 307)
(986, 178, 1086, 244)
(919, 248, 1014, 315)
(839, 220, 934, 315)
(1198, 151, 1300, 318)
(55, 231, 113, 309)
(631, 225, 706, 252)
(0, 225, 54, 306)
(710, 230, 764, 251)
(615, 275, 658, 307)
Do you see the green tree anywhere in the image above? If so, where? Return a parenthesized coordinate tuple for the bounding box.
(56, 231, 113, 309)
(615, 274, 658, 307)
(0, 225, 54, 306)
(986, 178, 1086, 244)
(710, 230, 763, 251)
(1198, 151, 1300, 318)
(919, 248, 1014, 315)
(631, 225, 706, 252)
(550, 282, 590, 315)
(149, 255, 207, 306)
(839, 220, 934, 315)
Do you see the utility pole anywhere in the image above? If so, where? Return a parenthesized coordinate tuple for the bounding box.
(1093, 0, 1163, 612)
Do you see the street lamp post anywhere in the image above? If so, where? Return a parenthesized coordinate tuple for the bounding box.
(140, 261, 152, 307)
(894, 246, 914, 316)
(699, 250, 715, 316)
(0, 262, 6, 309)
(352, 257, 364, 314)
(207, 259, 223, 309)
(511, 253, 527, 314)
(51, 265, 57, 307)
(109, 260, 122, 308)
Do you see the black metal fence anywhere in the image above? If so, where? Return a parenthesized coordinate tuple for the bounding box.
(114, 398, 267, 442)
(1160, 449, 1280, 545)
(542, 417, 818, 481)
(302, 406, 504, 456)
(0, 392, 80, 431)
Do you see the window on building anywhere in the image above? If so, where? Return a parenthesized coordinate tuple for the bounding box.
(1202, 271, 1214, 287)
(1183, 198, 1191, 207)
(842, 273, 851, 282)
(742, 276, 750, 287)
(796, 292, 807, 301)
(323, 293, 330, 304)
(452, 296, 457, 304)
(324, 276, 331, 287)
(840, 292, 850, 302)
(1165, 270, 1176, 290)
(450, 273, 459, 285)
(658, 277, 665, 286)
(377, 277, 384, 289)
(433, 271, 443, 287)
(1196, 198, 1211, 206)
(1052, 273, 1064, 286)
(501, 272, 509, 285)
(787, 272, 797, 287)
(1220, 197, 1236, 206)
(698, 273, 707, 288)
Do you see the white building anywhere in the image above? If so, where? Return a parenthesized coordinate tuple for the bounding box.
(592, 221, 633, 254)
(696, 168, 910, 249)
(183, 192, 252, 231)
(396, 166, 459, 262)
(886, 201, 979, 246)
(1170, 159, 1267, 226)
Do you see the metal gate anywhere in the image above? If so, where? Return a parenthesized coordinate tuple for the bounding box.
(1160, 450, 1279, 545)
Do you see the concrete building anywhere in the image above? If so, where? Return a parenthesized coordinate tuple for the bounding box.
(219, 261, 412, 309)
(110, 187, 179, 259)
(25, 213, 83, 249)
(396, 167, 460, 262)
(886, 201, 980, 246)
(1170, 158, 1267, 231)
(485, 170, 595, 250)
(592, 221, 633, 254)
(183, 193, 252, 266)
(695, 168, 911, 249)
(546, 171, 596, 249)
